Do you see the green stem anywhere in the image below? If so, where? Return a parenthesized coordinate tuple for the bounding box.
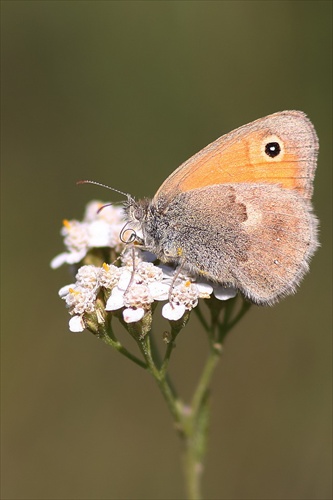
(100, 333, 147, 369)
(194, 304, 210, 331)
(183, 433, 204, 500)
(226, 300, 251, 331)
(181, 300, 251, 498)
(148, 328, 163, 368)
(191, 344, 222, 417)
(160, 326, 179, 377)
(218, 299, 251, 342)
(181, 342, 222, 499)
(98, 296, 250, 499)
(98, 322, 147, 369)
(138, 334, 183, 427)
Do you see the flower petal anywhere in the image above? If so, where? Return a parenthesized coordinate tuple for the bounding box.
(88, 220, 111, 247)
(105, 288, 125, 311)
(58, 284, 75, 298)
(123, 307, 145, 323)
(213, 286, 237, 300)
(196, 282, 214, 295)
(117, 269, 132, 291)
(69, 315, 85, 332)
(162, 303, 186, 321)
(50, 253, 70, 269)
(51, 249, 88, 269)
(148, 281, 170, 301)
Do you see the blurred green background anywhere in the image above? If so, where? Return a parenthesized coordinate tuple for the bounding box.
(1, 1, 332, 499)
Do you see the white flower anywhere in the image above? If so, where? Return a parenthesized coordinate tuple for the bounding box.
(84, 201, 124, 225)
(50, 249, 88, 269)
(162, 280, 199, 321)
(121, 247, 156, 268)
(117, 268, 133, 291)
(103, 261, 239, 324)
(69, 315, 85, 332)
(135, 262, 164, 283)
(122, 283, 154, 324)
(124, 283, 154, 309)
(196, 282, 214, 298)
(59, 270, 99, 331)
(75, 265, 100, 290)
(58, 267, 100, 331)
(123, 307, 145, 323)
(106, 286, 126, 311)
(213, 285, 237, 300)
(59, 266, 101, 307)
(58, 284, 75, 298)
(50, 201, 125, 269)
(162, 302, 186, 321)
(105, 267, 155, 324)
(63, 285, 97, 315)
(87, 220, 113, 247)
(50, 220, 90, 268)
(148, 281, 170, 301)
(84, 201, 125, 251)
(99, 263, 122, 289)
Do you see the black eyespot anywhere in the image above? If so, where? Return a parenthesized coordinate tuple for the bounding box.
(265, 141, 281, 158)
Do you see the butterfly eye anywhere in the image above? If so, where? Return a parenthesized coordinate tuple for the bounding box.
(265, 141, 281, 158)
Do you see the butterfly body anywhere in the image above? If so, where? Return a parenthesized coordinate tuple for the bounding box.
(125, 111, 319, 305)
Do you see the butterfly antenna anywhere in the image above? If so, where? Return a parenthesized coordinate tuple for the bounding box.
(77, 180, 132, 200)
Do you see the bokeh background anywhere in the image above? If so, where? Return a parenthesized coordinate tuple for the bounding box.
(1, 1, 332, 499)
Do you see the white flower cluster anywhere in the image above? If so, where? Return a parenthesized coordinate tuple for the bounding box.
(52, 200, 237, 332)
(59, 256, 237, 332)
(50, 201, 125, 269)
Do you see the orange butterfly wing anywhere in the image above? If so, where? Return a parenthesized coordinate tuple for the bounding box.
(154, 110, 318, 203)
